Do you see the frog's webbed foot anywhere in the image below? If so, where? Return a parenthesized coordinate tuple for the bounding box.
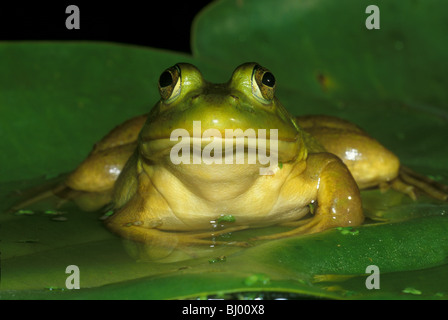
(383, 166, 448, 201)
(250, 217, 326, 241)
(9, 178, 112, 213)
(9, 180, 70, 213)
(106, 220, 251, 249)
(180, 226, 251, 247)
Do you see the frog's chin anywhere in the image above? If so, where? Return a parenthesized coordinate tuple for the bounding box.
(140, 136, 303, 165)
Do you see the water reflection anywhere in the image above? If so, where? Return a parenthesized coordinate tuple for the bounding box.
(115, 221, 307, 262)
(115, 224, 256, 262)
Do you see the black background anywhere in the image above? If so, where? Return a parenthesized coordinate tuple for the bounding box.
(0, 1, 213, 53)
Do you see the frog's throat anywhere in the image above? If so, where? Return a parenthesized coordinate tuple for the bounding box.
(140, 135, 304, 164)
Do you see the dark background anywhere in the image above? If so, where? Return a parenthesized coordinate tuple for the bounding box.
(0, 1, 213, 53)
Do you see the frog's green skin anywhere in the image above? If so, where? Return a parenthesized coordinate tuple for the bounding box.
(55, 63, 447, 246)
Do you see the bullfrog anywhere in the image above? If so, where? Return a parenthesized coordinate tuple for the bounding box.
(15, 63, 448, 247)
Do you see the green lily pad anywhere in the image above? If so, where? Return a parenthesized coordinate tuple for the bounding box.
(1, 0, 448, 299)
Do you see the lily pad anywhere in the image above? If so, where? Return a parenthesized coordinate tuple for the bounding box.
(1, 0, 448, 300)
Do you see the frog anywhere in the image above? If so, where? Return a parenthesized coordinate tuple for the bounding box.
(14, 63, 448, 248)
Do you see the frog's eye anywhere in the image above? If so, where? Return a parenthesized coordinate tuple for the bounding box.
(251, 65, 276, 102)
(158, 65, 181, 102)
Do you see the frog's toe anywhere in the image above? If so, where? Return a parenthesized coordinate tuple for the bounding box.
(383, 179, 417, 201)
(178, 236, 250, 247)
(182, 226, 251, 247)
(389, 166, 448, 201)
(250, 217, 324, 241)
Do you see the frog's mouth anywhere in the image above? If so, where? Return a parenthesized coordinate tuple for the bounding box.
(140, 134, 302, 165)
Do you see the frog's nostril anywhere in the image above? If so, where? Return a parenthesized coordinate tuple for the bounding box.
(230, 94, 239, 101)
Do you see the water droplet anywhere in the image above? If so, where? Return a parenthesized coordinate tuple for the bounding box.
(402, 287, 422, 295)
(14, 209, 35, 215)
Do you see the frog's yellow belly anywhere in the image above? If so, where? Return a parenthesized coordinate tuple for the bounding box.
(152, 199, 312, 232)
(141, 161, 313, 232)
(165, 201, 311, 231)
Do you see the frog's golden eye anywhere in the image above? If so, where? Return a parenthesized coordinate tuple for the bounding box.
(158, 65, 181, 102)
(251, 65, 276, 102)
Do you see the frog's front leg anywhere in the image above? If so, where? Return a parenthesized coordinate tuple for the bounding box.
(253, 154, 364, 240)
